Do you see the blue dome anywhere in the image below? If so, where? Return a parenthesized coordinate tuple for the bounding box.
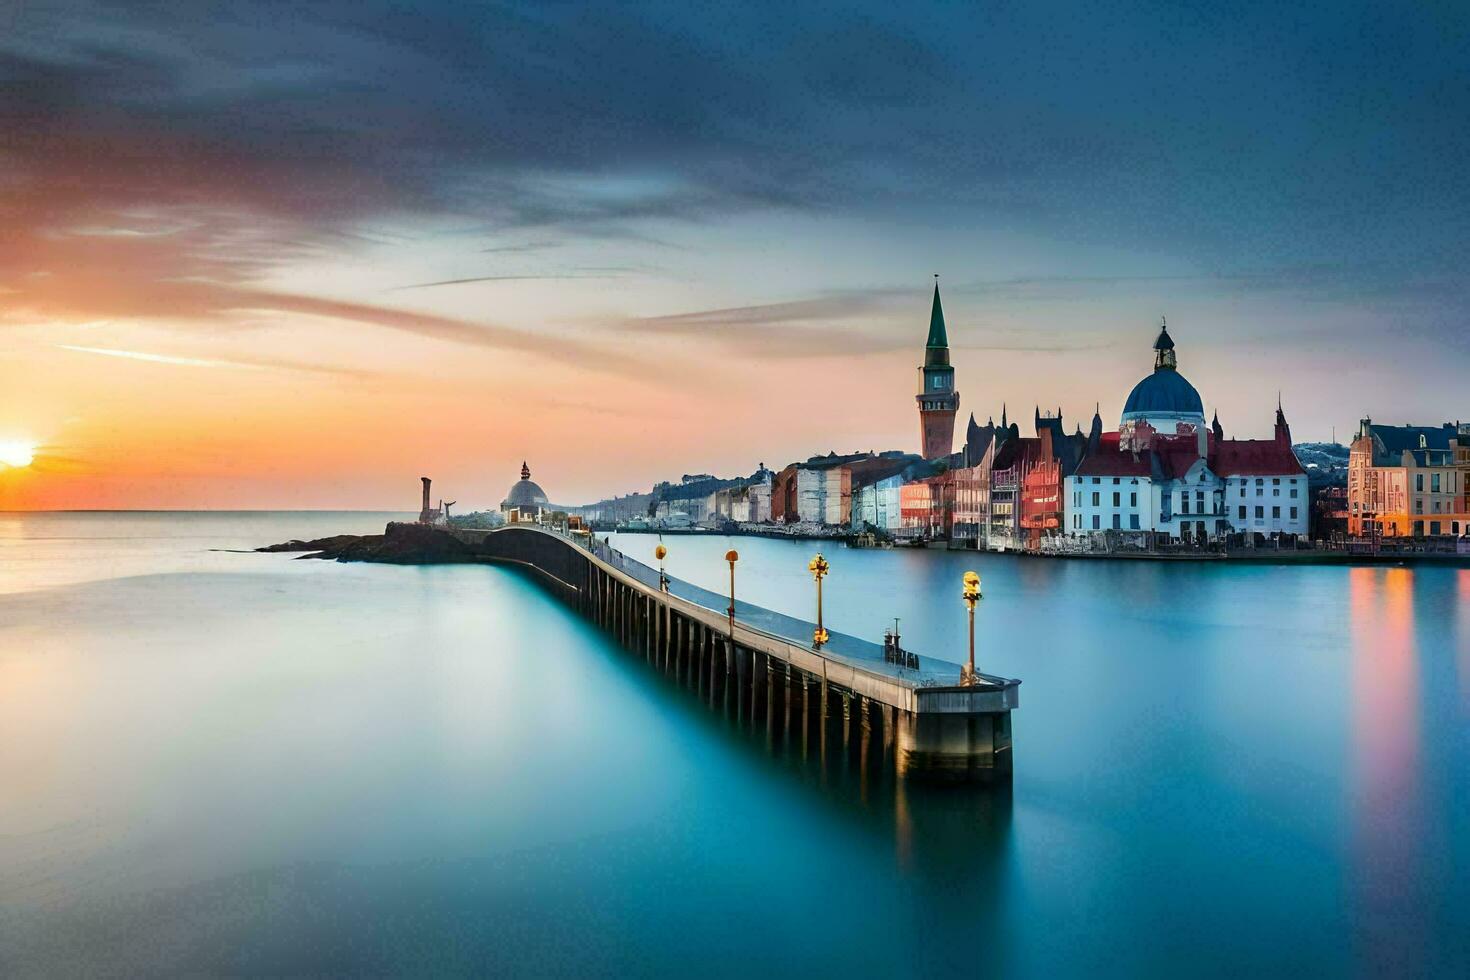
(1122, 368, 1204, 417)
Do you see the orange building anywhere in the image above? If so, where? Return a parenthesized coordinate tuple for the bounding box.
(1347, 420, 1470, 538)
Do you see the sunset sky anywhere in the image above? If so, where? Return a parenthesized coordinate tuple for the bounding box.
(2, 2, 1467, 510)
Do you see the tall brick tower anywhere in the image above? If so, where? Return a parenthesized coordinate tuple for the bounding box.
(916, 278, 959, 459)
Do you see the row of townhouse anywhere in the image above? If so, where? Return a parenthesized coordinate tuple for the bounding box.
(710, 473, 774, 525)
(773, 451, 918, 526)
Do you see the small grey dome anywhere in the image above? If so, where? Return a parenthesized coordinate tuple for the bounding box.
(501, 462, 550, 509)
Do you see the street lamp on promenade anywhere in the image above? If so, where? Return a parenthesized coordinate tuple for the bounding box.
(725, 549, 739, 637)
(960, 570, 982, 686)
(808, 552, 830, 648)
(654, 542, 669, 592)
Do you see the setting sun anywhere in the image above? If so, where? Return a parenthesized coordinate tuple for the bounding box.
(0, 441, 36, 469)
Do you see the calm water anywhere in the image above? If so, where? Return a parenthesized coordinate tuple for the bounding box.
(2, 514, 1467, 977)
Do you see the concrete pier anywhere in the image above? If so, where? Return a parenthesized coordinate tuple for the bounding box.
(438, 523, 1019, 783)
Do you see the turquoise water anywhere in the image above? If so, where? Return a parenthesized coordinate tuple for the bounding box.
(2, 514, 1467, 976)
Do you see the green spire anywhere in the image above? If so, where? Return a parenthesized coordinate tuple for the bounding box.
(926, 277, 948, 349)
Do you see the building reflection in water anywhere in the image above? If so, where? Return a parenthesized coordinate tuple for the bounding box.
(1347, 567, 1426, 974)
(1459, 570, 1470, 710)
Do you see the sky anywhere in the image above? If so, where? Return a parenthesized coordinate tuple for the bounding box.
(1, 1, 1467, 510)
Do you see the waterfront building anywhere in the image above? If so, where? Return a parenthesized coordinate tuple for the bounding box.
(747, 476, 772, 523)
(899, 468, 952, 540)
(1212, 405, 1309, 539)
(773, 451, 915, 525)
(1064, 322, 1307, 545)
(501, 461, 551, 523)
(652, 473, 745, 526)
(710, 466, 774, 526)
(950, 414, 1002, 543)
(951, 461, 990, 546)
(986, 436, 1039, 549)
(795, 466, 831, 524)
(1019, 421, 1086, 546)
(916, 281, 960, 460)
(1066, 432, 1157, 537)
(1347, 419, 1470, 538)
(850, 472, 906, 534)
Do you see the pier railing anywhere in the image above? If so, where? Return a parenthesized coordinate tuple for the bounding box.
(578, 531, 986, 690)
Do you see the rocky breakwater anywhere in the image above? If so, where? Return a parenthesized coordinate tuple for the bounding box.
(258, 521, 474, 563)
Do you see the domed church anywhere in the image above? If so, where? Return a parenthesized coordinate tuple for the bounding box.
(1120, 318, 1206, 450)
(500, 461, 550, 522)
(1065, 319, 1308, 546)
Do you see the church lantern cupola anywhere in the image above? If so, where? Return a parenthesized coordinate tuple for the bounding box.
(1154, 317, 1177, 370)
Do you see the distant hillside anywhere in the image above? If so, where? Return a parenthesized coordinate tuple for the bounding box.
(1294, 442, 1349, 486)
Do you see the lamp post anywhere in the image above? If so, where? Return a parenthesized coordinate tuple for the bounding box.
(654, 542, 669, 593)
(960, 570, 982, 686)
(725, 549, 739, 637)
(808, 552, 830, 648)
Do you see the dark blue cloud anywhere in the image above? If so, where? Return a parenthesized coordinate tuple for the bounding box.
(3, 1, 1468, 333)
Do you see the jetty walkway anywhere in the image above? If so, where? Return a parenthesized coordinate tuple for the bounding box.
(437, 522, 1020, 782)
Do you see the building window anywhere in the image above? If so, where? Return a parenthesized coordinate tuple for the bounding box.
(1130, 514, 1140, 529)
(1272, 506, 1280, 519)
(1415, 499, 1423, 514)
(1112, 514, 1121, 529)
(1255, 506, 1264, 519)
(1238, 505, 1246, 519)
(1113, 478, 1120, 485)
(1092, 492, 1100, 506)
(1256, 478, 1264, 486)
(1290, 488, 1298, 498)
(1092, 515, 1100, 530)
(1112, 492, 1120, 507)
(1195, 491, 1204, 511)
(1092, 478, 1100, 485)
(1432, 473, 1441, 492)
(1290, 507, 1298, 519)
(1130, 492, 1137, 507)
(1272, 478, 1280, 485)
(1182, 497, 1190, 514)
(1430, 521, 1441, 536)
(1416, 473, 1424, 491)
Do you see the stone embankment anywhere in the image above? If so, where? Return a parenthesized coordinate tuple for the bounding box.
(257, 522, 474, 563)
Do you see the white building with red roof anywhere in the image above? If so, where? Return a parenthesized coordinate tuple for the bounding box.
(1064, 325, 1307, 544)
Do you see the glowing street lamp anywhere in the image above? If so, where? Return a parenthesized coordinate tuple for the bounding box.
(960, 570, 982, 686)
(725, 549, 739, 637)
(808, 552, 831, 648)
(654, 542, 669, 592)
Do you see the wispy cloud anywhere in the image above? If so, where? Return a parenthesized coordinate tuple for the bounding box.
(58, 345, 242, 369)
(388, 273, 613, 291)
(56, 344, 371, 377)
